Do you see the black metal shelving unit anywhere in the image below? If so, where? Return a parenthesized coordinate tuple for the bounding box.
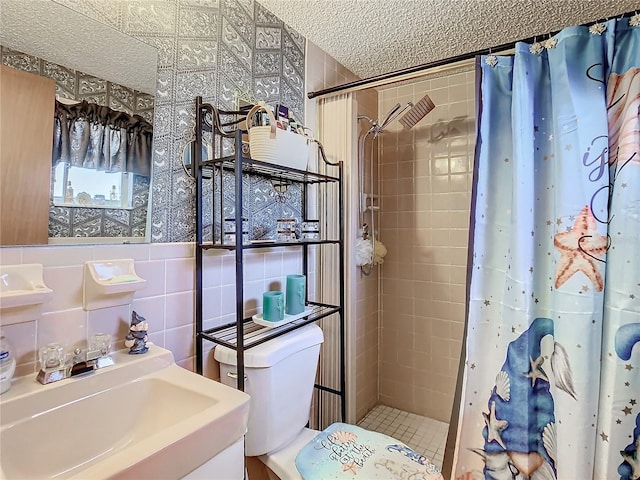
(193, 96, 346, 420)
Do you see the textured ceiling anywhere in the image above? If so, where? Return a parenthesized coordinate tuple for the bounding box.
(257, 0, 639, 79)
(0, 0, 157, 94)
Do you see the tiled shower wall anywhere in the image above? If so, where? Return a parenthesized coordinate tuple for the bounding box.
(353, 88, 381, 422)
(377, 66, 475, 422)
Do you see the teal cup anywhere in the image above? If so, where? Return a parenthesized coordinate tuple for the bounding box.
(263, 291, 284, 321)
(285, 274, 306, 315)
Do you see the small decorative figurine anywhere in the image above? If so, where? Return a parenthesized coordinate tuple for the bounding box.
(125, 311, 149, 355)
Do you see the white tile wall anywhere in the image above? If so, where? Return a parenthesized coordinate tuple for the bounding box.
(0, 242, 311, 381)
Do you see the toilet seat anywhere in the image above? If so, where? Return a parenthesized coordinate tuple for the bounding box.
(259, 428, 320, 480)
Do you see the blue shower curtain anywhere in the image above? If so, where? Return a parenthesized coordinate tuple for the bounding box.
(453, 18, 640, 480)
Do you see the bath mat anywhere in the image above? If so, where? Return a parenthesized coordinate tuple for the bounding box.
(295, 422, 443, 479)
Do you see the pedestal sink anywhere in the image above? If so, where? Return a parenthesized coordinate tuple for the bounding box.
(0, 345, 250, 479)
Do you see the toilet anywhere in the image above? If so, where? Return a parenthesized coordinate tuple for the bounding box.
(214, 324, 443, 480)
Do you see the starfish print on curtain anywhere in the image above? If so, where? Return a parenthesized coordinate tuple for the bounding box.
(553, 205, 608, 292)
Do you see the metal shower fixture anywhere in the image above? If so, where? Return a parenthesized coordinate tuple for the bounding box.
(360, 94, 436, 138)
(399, 94, 436, 129)
(355, 93, 436, 275)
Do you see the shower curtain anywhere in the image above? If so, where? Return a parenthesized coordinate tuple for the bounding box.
(452, 18, 640, 480)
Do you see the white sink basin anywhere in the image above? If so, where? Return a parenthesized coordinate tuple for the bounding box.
(0, 345, 250, 479)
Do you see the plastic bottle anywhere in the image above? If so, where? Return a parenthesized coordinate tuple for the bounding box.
(0, 336, 16, 394)
(64, 180, 74, 203)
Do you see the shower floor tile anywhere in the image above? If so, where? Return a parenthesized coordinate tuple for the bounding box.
(357, 405, 449, 468)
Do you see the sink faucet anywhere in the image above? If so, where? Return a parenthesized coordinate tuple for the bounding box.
(36, 335, 114, 385)
(68, 348, 97, 377)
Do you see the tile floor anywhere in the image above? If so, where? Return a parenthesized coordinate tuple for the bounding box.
(357, 405, 449, 468)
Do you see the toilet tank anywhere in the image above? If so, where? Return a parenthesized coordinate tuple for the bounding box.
(214, 324, 324, 456)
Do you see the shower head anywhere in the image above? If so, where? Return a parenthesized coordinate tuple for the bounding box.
(379, 103, 401, 129)
(379, 102, 413, 131)
(361, 99, 425, 139)
(399, 94, 436, 129)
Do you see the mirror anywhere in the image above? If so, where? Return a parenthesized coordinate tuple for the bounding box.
(0, 0, 157, 246)
(182, 141, 214, 178)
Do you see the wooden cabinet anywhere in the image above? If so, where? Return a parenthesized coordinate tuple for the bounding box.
(0, 65, 55, 245)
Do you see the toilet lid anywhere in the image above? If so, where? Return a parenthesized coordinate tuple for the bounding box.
(295, 423, 443, 480)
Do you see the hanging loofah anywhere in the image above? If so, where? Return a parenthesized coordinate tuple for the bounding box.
(355, 237, 374, 266)
(372, 240, 387, 265)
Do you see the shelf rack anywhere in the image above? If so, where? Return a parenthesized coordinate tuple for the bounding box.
(193, 96, 346, 420)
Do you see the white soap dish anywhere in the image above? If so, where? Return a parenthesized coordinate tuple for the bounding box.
(83, 259, 146, 311)
(0, 264, 53, 326)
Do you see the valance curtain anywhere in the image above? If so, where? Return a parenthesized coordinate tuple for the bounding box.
(52, 100, 152, 177)
(452, 17, 639, 480)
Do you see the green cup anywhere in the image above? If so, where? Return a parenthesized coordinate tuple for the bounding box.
(285, 274, 306, 315)
(263, 291, 284, 321)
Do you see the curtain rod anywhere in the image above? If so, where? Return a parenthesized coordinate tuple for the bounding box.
(307, 10, 636, 99)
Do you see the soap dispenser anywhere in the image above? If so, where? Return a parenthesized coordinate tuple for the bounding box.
(0, 336, 16, 394)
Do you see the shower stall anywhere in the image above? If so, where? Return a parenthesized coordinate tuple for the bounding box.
(343, 65, 477, 468)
